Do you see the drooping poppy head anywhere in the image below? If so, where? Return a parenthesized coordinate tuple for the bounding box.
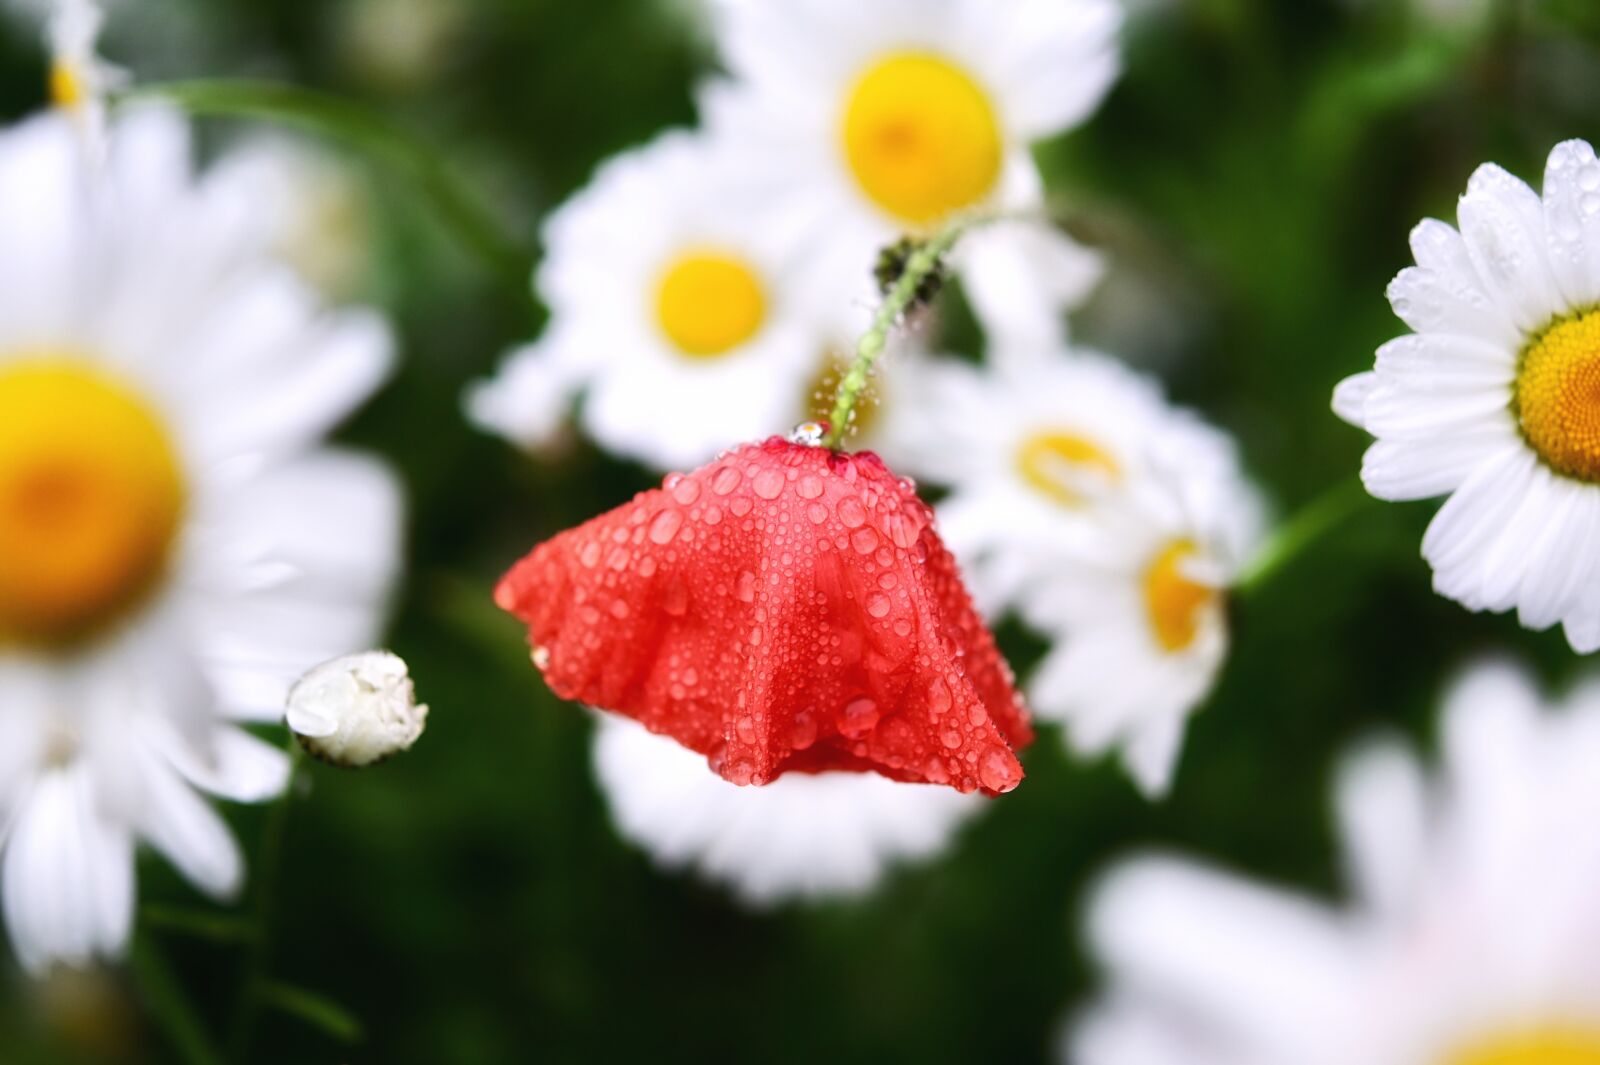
(495, 435, 1032, 795)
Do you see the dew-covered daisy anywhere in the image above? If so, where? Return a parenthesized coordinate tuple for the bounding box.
(0, 106, 399, 972)
(702, 0, 1120, 346)
(466, 130, 829, 471)
(1071, 660, 1600, 1065)
(1334, 139, 1600, 654)
(592, 714, 982, 905)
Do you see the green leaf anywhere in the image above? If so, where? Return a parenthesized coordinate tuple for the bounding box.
(129, 936, 228, 1065)
(140, 904, 261, 945)
(259, 981, 366, 1044)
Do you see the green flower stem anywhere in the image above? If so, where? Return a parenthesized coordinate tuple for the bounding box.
(1235, 477, 1371, 596)
(130, 934, 228, 1065)
(822, 218, 971, 450)
(122, 79, 528, 289)
(227, 741, 303, 1064)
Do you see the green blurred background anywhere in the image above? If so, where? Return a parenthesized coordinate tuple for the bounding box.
(3, 0, 1600, 1061)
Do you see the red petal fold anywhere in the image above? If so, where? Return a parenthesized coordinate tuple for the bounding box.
(496, 437, 1032, 795)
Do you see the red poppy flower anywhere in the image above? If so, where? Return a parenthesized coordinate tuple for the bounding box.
(495, 436, 1032, 795)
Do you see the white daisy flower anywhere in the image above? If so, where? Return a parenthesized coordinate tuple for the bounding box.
(222, 132, 374, 301)
(1070, 659, 1600, 1065)
(592, 714, 983, 905)
(1020, 452, 1262, 798)
(879, 348, 1245, 612)
(1334, 139, 1600, 654)
(466, 130, 831, 471)
(0, 106, 400, 973)
(702, 0, 1120, 348)
(880, 346, 1261, 796)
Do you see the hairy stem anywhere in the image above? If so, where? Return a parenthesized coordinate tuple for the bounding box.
(822, 218, 971, 450)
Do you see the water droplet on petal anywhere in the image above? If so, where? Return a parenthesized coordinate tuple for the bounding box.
(797, 474, 824, 499)
(672, 478, 701, 505)
(736, 570, 758, 602)
(838, 497, 866, 528)
(752, 468, 785, 499)
(789, 711, 817, 750)
(851, 527, 879, 554)
(711, 467, 742, 495)
(649, 509, 684, 544)
(866, 593, 891, 618)
(838, 696, 879, 738)
(978, 744, 1022, 793)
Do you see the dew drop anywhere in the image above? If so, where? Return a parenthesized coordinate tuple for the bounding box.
(736, 715, 758, 743)
(838, 696, 879, 738)
(648, 509, 684, 544)
(711, 467, 742, 495)
(941, 728, 963, 750)
(978, 744, 1022, 793)
(789, 711, 817, 750)
(730, 496, 753, 517)
(736, 570, 758, 602)
(851, 527, 879, 554)
(672, 478, 701, 505)
(807, 503, 828, 525)
(838, 497, 867, 528)
(753, 468, 785, 499)
(928, 677, 952, 717)
(579, 541, 603, 568)
(797, 474, 824, 499)
(878, 572, 898, 590)
(724, 759, 755, 786)
(638, 556, 658, 577)
(893, 618, 912, 636)
(608, 599, 630, 619)
(866, 593, 892, 618)
(703, 506, 723, 526)
(749, 626, 764, 647)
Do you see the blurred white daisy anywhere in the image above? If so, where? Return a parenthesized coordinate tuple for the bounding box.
(879, 348, 1245, 615)
(702, 0, 1120, 348)
(1335, 139, 1600, 653)
(466, 130, 829, 470)
(880, 347, 1260, 796)
(222, 132, 375, 301)
(592, 714, 982, 905)
(1071, 660, 1600, 1064)
(1020, 452, 1262, 797)
(0, 107, 399, 973)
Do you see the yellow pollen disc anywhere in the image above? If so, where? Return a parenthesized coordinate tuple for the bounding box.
(1142, 539, 1218, 654)
(50, 61, 86, 110)
(1516, 309, 1600, 482)
(841, 51, 1003, 225)
(654, 250, 767, 359)
(0, 360, 186, 647)
(1443, 1027, 1600, 1065)
(1015, 431, 1120, 507)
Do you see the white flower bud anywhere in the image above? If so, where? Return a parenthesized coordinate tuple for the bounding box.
(286, 651, 427, 768)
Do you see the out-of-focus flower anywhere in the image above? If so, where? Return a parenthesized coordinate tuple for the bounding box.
(1071, 660, 1600, 1063)
(0, 107, 400, 973)
(879, 345, 1261, 795)
(592, 714, 982, 904)
(45, 0, 123, 145)
(879, 348, 1241, 615)
(495, 436, 1032, 795)
(335, 0, 466, 94)
(1335, 139, 1600, 654)
(222, 133, 376, 301)
(467, 131, 830, 471)
(702, 0, 1120, 347)
(287, 651, 427, 768)
(1021, 452, 1261, 796)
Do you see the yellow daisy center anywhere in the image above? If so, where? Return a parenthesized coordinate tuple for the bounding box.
(841, 51, 1003, 226)
(654, 250, 767, 360)
(1516, 309, 1600, 482)
(1015, 430, 1120, 507)
(1443, 1027, 1600, 1065)
(0, 360, 186, 648)
(50, 61, 87, 110)
(1142, 539, 1217, 653)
